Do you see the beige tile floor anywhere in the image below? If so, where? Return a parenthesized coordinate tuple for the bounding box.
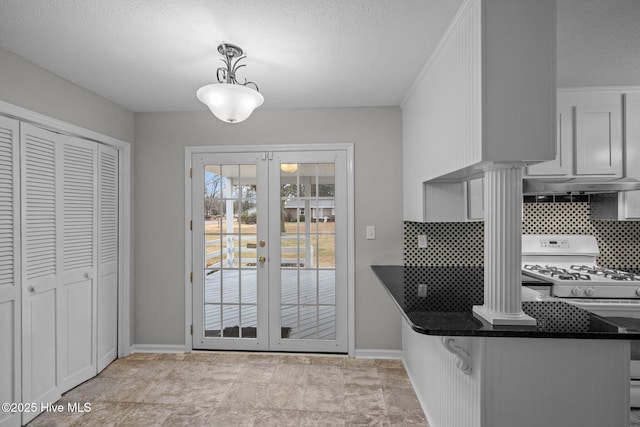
(26, 352, 429, 426)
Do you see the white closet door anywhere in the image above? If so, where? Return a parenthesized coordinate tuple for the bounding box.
(21, 123, 61, 424)
(0, 117, 20, 427)
(21, 125, 99, 423)
(97, 144, 118, 372)
(58, 135, 97, 391)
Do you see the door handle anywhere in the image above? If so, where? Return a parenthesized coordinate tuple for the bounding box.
(258, 256, 266, 264)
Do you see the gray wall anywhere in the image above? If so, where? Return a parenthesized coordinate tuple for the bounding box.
(0, 46, 136, 347)
(134, 108, 404, 350)
(0, 47, 134, 142)
(0, 45, 404, 351)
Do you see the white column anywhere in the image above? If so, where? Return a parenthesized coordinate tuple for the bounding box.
(473, 162, 535, 325)
(225, 178, 235, 267)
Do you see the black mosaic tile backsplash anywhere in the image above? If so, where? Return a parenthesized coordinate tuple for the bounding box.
(404, 221, 484, 267)
(404, 201, 640, 270)
(402, 266, 484, 313)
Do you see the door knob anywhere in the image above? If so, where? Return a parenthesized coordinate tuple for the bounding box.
(258, 256, 266, 264)
(259, 240, 266, 248)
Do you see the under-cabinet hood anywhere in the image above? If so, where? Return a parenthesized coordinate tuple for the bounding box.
(523, 177, 640, 195)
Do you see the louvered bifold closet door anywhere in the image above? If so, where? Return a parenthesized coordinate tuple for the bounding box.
(21, 124, 98, 424)
(0, 117, 20, 427)
(58, 134, 98, 392)
(97, 144, 118, 372)
(21, 124, 62, 424)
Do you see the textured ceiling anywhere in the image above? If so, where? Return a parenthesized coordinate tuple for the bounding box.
(0, 0, 463, 112)
(0, 0, 639, 113)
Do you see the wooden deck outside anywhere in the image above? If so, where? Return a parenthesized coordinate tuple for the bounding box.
(203, 268, 337, 340)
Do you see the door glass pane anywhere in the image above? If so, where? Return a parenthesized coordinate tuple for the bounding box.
(203, 163, 258, 339)
(279, 163, 336, 340)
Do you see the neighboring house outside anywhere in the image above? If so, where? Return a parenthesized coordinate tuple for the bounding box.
(284, 199, 335, 222)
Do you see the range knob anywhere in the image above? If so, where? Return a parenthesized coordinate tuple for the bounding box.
(636, 288, 640, 297)
(584, 288, 594, 297)
(571, 287, 582, 296)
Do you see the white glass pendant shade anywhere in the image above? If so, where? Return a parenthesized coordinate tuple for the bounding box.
(196, 83, 264, 123)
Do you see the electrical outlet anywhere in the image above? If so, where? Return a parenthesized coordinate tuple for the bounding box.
(417, 235, 428, 248)
(418, 284, 428, 297)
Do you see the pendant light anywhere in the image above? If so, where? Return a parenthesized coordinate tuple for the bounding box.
(197, 43, 264, 123)
(280, 164, 298, 173)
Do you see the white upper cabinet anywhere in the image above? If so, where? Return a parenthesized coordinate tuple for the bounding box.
(527, 90, 623, 178)
(622, 92, 640, 219)
(592, 91, 640, 220)
(402, 0, 556, 222)
(526, 98, 572, 176)
(575, 103, 622, 175)
(466, 177, 484, 221)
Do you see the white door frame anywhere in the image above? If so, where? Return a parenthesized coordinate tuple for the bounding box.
(0, 100, 132, 358)
(185, 143, 355, 356)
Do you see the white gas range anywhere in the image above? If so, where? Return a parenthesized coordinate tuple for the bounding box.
(522, 234, 640, 299)
(522, 234, 640, 407)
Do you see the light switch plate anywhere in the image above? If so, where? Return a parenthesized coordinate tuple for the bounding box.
(417, 235, 428, 248)
(366, 225, 376, 240)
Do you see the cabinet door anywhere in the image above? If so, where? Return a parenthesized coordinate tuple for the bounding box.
(622, 93, 640, 219)
(97, 144, 119, 372)
(466, 178, 484, 221)
(0, 117, 20, 427)
(527, 101, 572, 176)
(574, 103, 622, 176)
(21, 124, 61, 424)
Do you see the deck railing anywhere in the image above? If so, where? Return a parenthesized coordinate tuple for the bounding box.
(205, 236, 314, 268)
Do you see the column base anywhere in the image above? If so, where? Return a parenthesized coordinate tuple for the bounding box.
(472, 305, 537, 326)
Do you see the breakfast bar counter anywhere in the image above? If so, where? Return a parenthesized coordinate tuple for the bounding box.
(372, 265, 640, 340)
(372, 265, 635, 427)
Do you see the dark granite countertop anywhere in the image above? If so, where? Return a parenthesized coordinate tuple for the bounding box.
(372, 265, 640, 339)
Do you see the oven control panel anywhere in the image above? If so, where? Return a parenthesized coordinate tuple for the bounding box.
(539, 239, 570, 249)
(522, 235, 599, 257)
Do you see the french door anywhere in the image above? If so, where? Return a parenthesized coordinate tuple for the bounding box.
(191, 148, 349, 353)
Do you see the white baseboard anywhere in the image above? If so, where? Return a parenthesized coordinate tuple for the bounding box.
(354, 349, 403, 359)
(129, 345, 401, 359)
(130, 344, 187, 354)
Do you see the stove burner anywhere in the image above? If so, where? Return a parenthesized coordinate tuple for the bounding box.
(550, 271, 591, 281)
(604, 272, 636, 281)
(569, 265, 640, 281)
(523, 264, 592, 280)
(570, 265, 601, 275)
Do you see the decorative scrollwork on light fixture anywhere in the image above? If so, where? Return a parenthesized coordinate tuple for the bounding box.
(196, 43, 264, 124)
(215, 43, 260, 91)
